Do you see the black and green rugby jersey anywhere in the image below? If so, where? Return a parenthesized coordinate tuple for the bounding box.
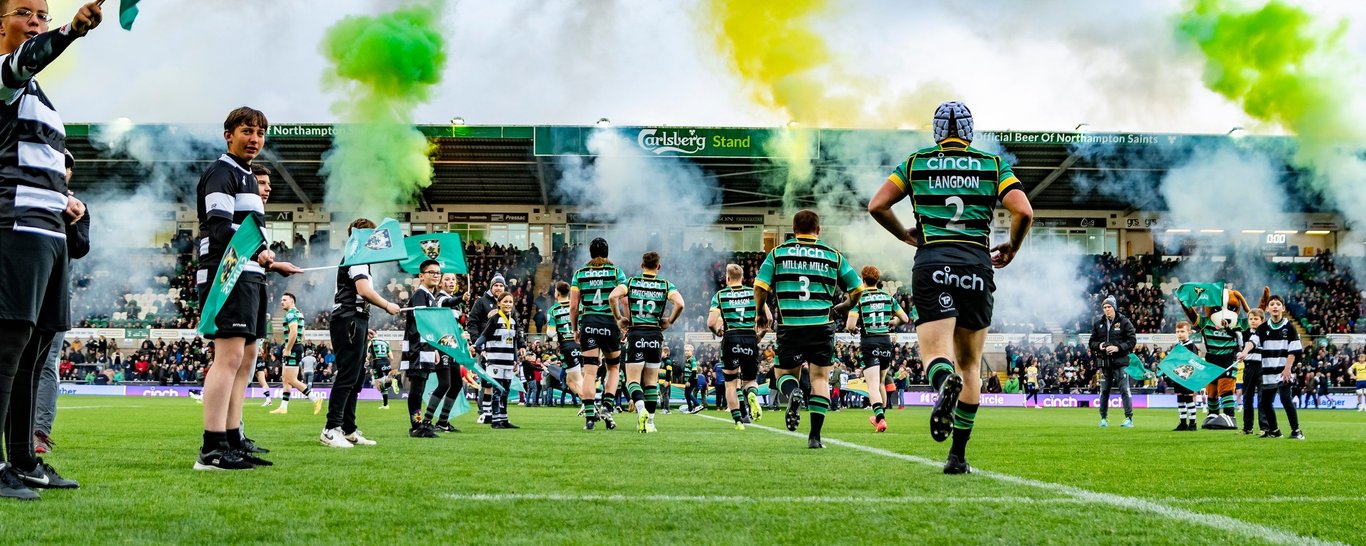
(1195, 315, 1241, 358)
(625, 272, 677, 329)
(710, 285, 757, 332)
(855, 288, 904, 336)
(283, 307, 305, 335)
(545, 300, 574, 341)
(570, 263, 627, 318)
(888, 138, 1022, 251)
(369, 338, 391, 360)
(754, 235, 862, 328)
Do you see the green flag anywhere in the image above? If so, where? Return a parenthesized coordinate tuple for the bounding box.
(1157, 344, 1226, 391)
(341, 218, 406, 266)
(1125, 354, 1148, 382)
(197, 215, 265, 336)
(119, 0, 141, 30)
(400, 233, 467, 274)
(1175, 282, 1224, 308)
(412, 308, 505, 392)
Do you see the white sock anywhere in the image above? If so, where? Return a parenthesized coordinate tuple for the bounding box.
(280, 400, 289, 410)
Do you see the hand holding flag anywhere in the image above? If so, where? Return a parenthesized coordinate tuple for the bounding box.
(1157, 344, 1226, 392)
(1175, 282, 1224, 309)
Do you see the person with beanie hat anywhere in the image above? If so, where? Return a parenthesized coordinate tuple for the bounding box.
(467, 273, 506, 424)
(1089, 295, 1136, 428)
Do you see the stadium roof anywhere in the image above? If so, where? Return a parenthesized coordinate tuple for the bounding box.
(63, 124, 1323, 213)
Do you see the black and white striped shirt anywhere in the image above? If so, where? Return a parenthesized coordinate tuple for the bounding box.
(0, 26, 82, 239)
(1251, 318, 1301, 388)
(478, 312, 523, 368)
(195, 154, 267, 287)
(401, 286, 437, 366)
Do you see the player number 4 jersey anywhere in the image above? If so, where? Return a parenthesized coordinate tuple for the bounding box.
(571, 263, 626, 318)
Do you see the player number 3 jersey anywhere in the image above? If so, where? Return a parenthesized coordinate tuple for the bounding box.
(755, 235, 861, 328)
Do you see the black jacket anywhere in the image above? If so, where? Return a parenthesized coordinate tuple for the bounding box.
(466, 291, 497, 339)
(1089, 312, 1136, 369)
(66, 208, 90, 260)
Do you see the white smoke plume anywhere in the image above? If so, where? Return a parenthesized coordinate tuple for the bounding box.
(555, 130, 723, 323)
(73, 123, 223, 325)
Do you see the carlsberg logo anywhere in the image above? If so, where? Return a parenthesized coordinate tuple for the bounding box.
(638, 129, 706, 155)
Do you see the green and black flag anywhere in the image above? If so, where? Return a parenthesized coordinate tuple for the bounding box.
(401, 233, 467, 274)
(413, 308, 504, 391)
(341, 218, 406, 266)
(197, 215, 265, 336)
(1175, 282, 1224, 308)
(1157, 344, 1225, 391)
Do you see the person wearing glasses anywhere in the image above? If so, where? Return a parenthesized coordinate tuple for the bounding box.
(402, 260, 442, 438)
(0, 0, 103, 497)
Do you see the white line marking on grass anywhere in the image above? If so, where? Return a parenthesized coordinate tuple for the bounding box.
(447, 493, 1091, 504)
(57, 405, 143, 410)
(1175, 496, 1366, 504)
(694, 414, 1343, 546)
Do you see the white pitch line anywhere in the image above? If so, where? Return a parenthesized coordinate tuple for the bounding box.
(448, 493, 1091, 505)
(446, 492, 1366, 506)
(694, 414, 1343, 546)
(57, 405, 143, 410)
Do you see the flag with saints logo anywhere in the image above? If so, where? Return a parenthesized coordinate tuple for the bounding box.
(400, 232, 467, 274)
(341, 218, 406, 266)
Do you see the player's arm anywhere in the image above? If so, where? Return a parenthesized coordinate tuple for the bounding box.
(1282, 328, 1302, 381)
(545, 313, 558, 343)
(608, 284, 629, 327)
(867, 182, 919, 247)
(568, 285, 581, 341)
(0, 3, 99, 101)
(991, 190, 1033, 269)
(283, 321, 298, 355)
(707, 306, 723, 337)
(753, 285, 770, 330)
(354, 270, 401, 315)
(754, 252, 775, 330)
(662, 290, 685, 330)
(892, 306, 911, 328)
(844, 309, 858, 333)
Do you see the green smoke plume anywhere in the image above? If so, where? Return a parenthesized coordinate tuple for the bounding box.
(1176, 0, 1366, 280)
(1176, 0, 1362, 154)
(320, 1, 447, 220)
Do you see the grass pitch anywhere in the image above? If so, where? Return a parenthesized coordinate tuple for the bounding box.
(2, 396, 1363, 545)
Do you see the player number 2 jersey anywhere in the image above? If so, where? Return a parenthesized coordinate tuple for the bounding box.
(888, 139, 1022, 251)
(755, 235, 862, 328)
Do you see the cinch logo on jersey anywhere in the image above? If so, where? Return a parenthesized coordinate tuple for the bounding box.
(924, 154, 984, 171)
(932, 266, 986, 290)
(638, 128, 707, 155)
